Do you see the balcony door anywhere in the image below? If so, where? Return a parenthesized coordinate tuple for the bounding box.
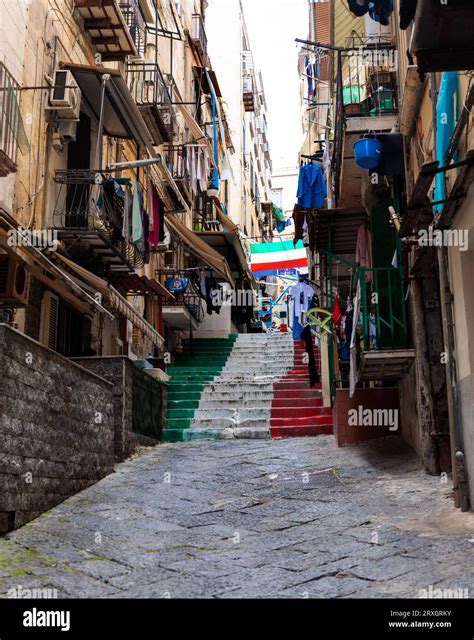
(66, 111, 91, 228)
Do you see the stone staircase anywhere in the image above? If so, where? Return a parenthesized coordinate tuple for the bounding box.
(162, 332, 333, 442)
(270, 337, 333, 438)
(162, 335, 238, 442)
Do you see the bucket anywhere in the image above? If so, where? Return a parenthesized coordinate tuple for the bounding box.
(354, 137, 383, 170)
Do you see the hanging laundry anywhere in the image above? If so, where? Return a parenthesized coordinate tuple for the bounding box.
(200, 146, 210, 192)
(290, 280, 315, 338)
(348, 0, 370, 17)
(399, 0, 417, 29)
(132, 183, 144, 245)
(122, 186, 132, 244)
(296, 162, 327, 209)
(158, 196, 166, 242)
(333, 294, 342, 328)
(205, 275, 221, 315)
(300, 324, 320, 387)
(293, 204, 307, 245)
(355, 223, 373, 284)
(349, 280, 362, 398)
(368, 0, 394, 26)
(187, 146, 198, 195)
(146, 178, 154, 233)
(149, 184, 161, 248)
(369, 313, 378, 349)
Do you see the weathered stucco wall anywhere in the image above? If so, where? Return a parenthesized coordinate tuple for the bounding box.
(0, 323, 114, 533)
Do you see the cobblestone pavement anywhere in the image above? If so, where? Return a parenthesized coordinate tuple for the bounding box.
(1, 436, 474, 599)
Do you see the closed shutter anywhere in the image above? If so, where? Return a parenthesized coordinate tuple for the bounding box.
(40, 291, 59, 351)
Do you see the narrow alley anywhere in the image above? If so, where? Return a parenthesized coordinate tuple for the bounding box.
(2, 0, 474, 632)
(1, 436, 473, 599)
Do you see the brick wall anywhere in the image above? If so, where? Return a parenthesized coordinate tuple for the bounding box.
(0, 324, 114, 533)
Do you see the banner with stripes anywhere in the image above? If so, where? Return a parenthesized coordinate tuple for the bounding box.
(250, 240, 308, 276)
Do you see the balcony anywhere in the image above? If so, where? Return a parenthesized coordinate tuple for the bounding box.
(332, 46, 399, 207)
(410, 0, 474, 74)
(0, 63, 29, 177)
(74, 0, 139, 61)
(126, 61, 177, 145)
(118, 0, 147, 57)
(243, 75, 255, 112)
(190, 14, 208, 66)
(156, 270, 204, 329)
(162, 144, 192, 204)
(52, 170, 144, 274)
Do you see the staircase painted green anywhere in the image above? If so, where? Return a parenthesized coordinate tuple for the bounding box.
(162, 335, 238, 442)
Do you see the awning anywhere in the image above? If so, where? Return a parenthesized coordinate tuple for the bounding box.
(194, 67, 222, 98)
(110, 273, 175, 299)
(313, 208, 368, 254)
(53, 253, 165, 348)
(197, 205, 254, 283)
(0, 222, 112, 319)
(165, 214, 235, 285)
(60, 62, 155, 153)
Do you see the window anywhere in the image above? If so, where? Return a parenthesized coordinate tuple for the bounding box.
(0, 63, 29, 176)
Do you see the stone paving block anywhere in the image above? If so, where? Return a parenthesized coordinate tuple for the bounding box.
(0, 437, 473, 598)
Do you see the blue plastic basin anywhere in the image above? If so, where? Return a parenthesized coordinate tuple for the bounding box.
(354, 138, 383, 169)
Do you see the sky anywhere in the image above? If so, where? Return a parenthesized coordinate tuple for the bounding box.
(241, 0, 308, 171)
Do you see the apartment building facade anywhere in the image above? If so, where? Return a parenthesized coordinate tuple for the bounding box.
(0, 0, 259, 530)
(206, 0, 274, 244)
(297, 0, 474, 511)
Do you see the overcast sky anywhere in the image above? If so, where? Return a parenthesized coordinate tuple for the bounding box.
(241, 0, 308, 171)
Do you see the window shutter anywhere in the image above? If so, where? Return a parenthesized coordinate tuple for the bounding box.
(40, 291, 59, 351)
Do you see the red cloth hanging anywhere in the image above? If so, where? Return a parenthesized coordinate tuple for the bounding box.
(333, 294, 342, 328)
(149, 184, 160, 248)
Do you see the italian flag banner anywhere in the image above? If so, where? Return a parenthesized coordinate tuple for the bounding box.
(250, 240, 308, 276)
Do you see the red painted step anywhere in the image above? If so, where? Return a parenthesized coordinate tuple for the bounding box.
(274, 389, 323, 399)
(274, 382, 322, 390)
(270, 340, 332, 439)
(271, 415, 333, 427)
(272, 398, 323, 408)
(270, 406, 331, 419)
(271, 424, 333, 438)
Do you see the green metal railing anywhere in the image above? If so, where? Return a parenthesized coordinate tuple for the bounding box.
(319, 249, 408, 351)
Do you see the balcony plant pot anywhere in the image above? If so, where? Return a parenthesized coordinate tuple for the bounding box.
(344, 103, 362, 116)
(354, 135, 383, 170)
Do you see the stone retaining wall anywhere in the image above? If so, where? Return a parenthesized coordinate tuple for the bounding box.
(0, 324, 114, 533)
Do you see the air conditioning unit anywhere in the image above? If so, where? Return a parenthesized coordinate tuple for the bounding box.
(58, 119, 77, 141)
(0, 255, 30, 307)
(48, 70, 81, 120)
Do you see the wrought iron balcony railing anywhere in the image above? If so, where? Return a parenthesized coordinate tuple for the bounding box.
(126, 61, 178, 143)
(52, 170, 144, 269)
(162, 144, 192, 200)
(191, 14, 208, 64)
(119, 0, 147, 57)
(156, 269, 205, 323)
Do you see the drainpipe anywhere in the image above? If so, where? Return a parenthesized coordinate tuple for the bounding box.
(437, 246, 470, 511)
(429, 73, 469, 510)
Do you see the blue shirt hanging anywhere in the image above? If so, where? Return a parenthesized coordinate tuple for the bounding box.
(296, 163, 327, 209)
